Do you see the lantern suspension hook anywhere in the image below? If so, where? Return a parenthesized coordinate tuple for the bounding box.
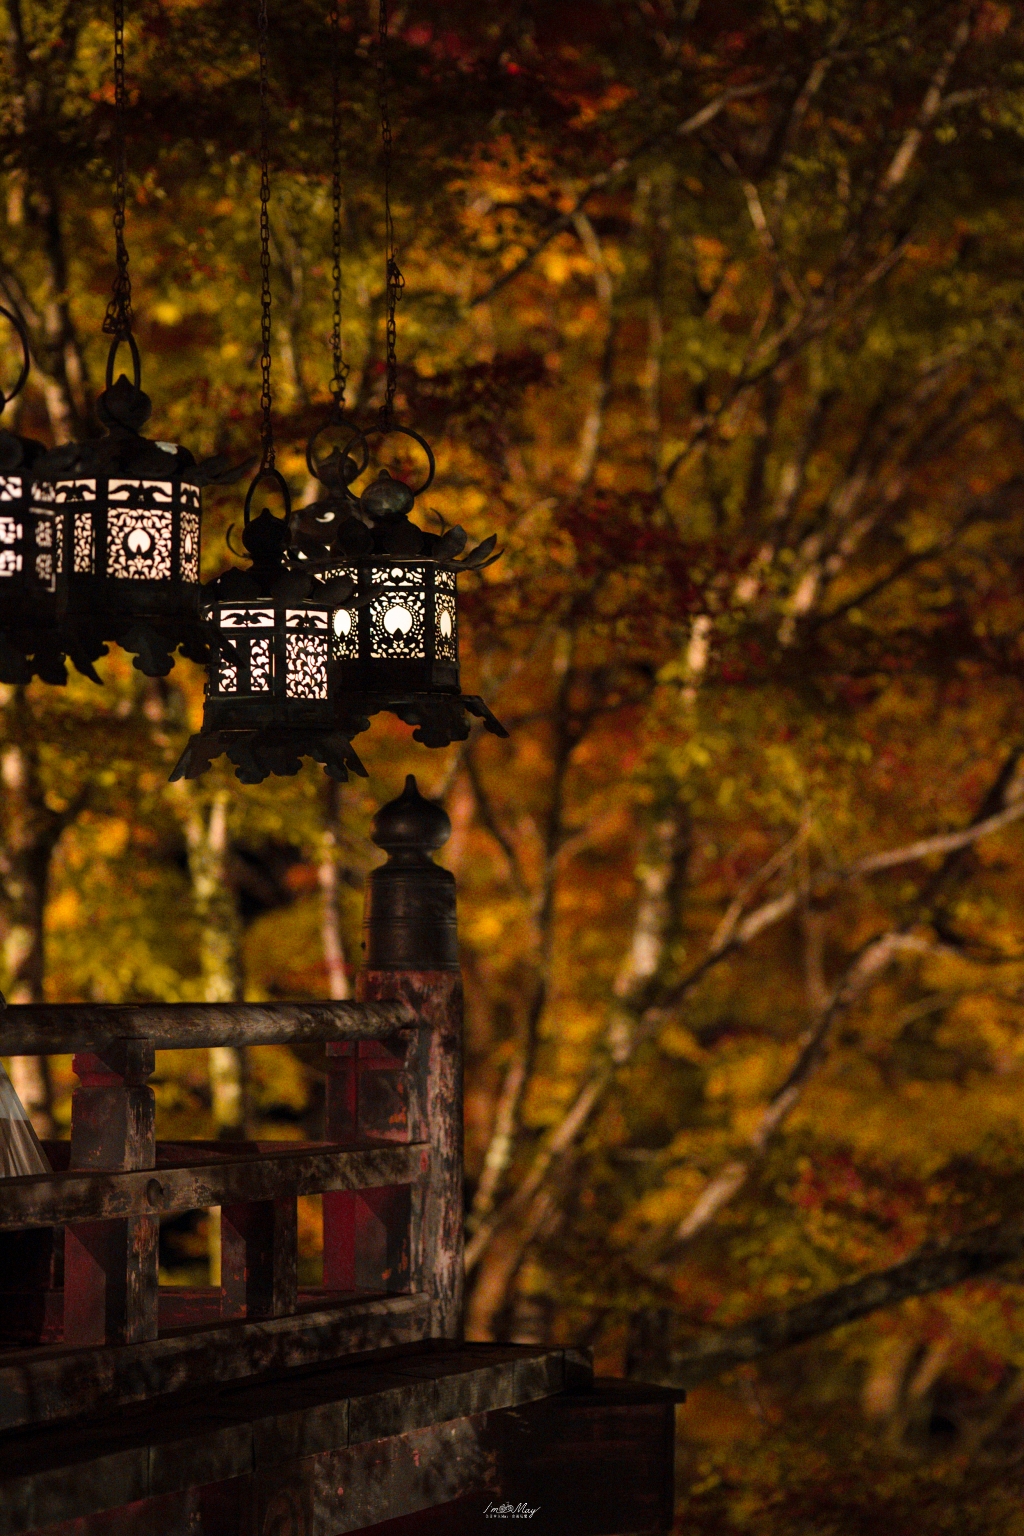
(377, 0, 404, 432)
(0, 305, 31, 414)
(243, 465, 292, 526)
(363, 423, 435, 497)
(306, 420, 369, 484)
(101, 0, 137, 389)
(104, 331, 142, 393)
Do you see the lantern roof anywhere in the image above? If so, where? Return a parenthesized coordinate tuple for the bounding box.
(292, 468, 500, 575)
(34, 376, 250, 489)
(0, 427, 45, 477)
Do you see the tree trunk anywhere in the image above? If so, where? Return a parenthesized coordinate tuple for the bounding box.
(175, 787, 246, 1136)
(0, 690, 90, 1137)
(318, 778, 351, 1002)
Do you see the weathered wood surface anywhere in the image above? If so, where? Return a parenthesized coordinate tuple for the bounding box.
(221, 1200, 298, 1321)
(0, 1142, 428, 1231)
(63, 1045, 160, 1349)
(0, 1343, 583, 1536)
(0, 1293, 433, 1433)
(477, 1378, 682, 1536)
(354, 972, 464, 1341)
(0, 1001, 416, 1057)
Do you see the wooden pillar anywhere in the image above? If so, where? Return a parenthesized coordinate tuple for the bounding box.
(323, 775, 464, 1338)
(64, 1040, 158, 1346)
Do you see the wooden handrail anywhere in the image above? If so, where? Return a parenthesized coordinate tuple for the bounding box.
(0, 999, 416, 1056)
(0, 1141, 429, 1231)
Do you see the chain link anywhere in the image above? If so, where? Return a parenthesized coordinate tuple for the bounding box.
(329, 1, 348, 407)
(102, 0, 133, 341)
(257, 0, 274, 470)
(377, 0, 403, 430)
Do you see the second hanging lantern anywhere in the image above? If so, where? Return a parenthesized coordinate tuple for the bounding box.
(171, 0, 368, 785)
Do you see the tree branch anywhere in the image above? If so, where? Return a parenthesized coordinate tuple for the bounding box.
(469, 78, 782, 308)
(629, 1217, 1024, 1390)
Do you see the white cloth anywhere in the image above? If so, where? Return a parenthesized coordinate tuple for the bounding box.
(0, 1061, 51, 1176)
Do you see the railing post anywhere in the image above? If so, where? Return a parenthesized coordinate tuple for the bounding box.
(64, 1040, 158, 1346)
(323, 775, 463, 1337)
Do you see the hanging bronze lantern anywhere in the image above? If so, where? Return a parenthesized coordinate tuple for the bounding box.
(33, 339, 246, 677)
(0, 305, 68, 686)
(27, 4, 249, 680)
(170, 0, 369, 787)
(170, 472, 368, 785)
(283, 0, 506, 751)
(292, 420, 507, 748)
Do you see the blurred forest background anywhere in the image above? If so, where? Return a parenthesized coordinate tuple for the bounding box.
(4, 1, 1024, 1529)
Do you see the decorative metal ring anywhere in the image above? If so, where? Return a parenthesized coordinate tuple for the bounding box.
(362, 423, 436, 496)
(0, 305, 31, 412)
(104, 332, 142, 391)
(305, 413, 370, 483)
(243, 464, 292, 524)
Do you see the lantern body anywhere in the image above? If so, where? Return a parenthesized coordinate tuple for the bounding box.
(325, 557, 459, 697)
(0, 468, 60, 629)
(32, 455, 202, 672)
(204, 594, 333, 732)
(169, 507, 368, 786)
(0, 431, 69, 685)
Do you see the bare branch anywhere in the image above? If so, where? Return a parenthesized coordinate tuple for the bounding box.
(570, 213, 615, 493)
(629, 1217, 1024, 1390)
(469, 78, 782, 308)
(878, 17, 972, 199)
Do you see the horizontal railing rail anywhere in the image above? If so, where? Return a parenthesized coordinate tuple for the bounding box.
(0, 999, 416, 1055)
(0, 1141, 429, 1230)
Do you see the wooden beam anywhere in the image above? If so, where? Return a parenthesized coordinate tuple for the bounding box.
(0, 1294, 434, 1434)
(0, 1143, 428, 1231)
(0, 1000, 416, 1056)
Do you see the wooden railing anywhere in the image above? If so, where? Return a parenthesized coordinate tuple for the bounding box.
(0, 778, 465, 1431)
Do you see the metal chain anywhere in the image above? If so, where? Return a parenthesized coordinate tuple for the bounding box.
(257, 0, 275, 470)
(377, 0, 403, 430)
(329, 0, 347, 407)
(101, 0, 133, 340)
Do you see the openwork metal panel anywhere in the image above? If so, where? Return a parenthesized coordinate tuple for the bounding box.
(285, 609, 329, 700)
(320, 558, 461, 688)
(250, 636, 271, 691)
(435, 593, 457, 661)
(209, 602, 332, 705)
(214, 605, 274, 697)
(324, 564, 359, 661)
(180, 510, 200, 582)
(0, 478, 60, 596)
(370, 586, 427, 659)
(33, 474, 203, 600)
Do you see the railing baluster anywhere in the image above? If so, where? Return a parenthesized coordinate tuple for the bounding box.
(221, 1198, 298, 1319)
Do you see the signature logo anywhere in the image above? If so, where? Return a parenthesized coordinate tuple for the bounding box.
(483, 1501, 540, 1520)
